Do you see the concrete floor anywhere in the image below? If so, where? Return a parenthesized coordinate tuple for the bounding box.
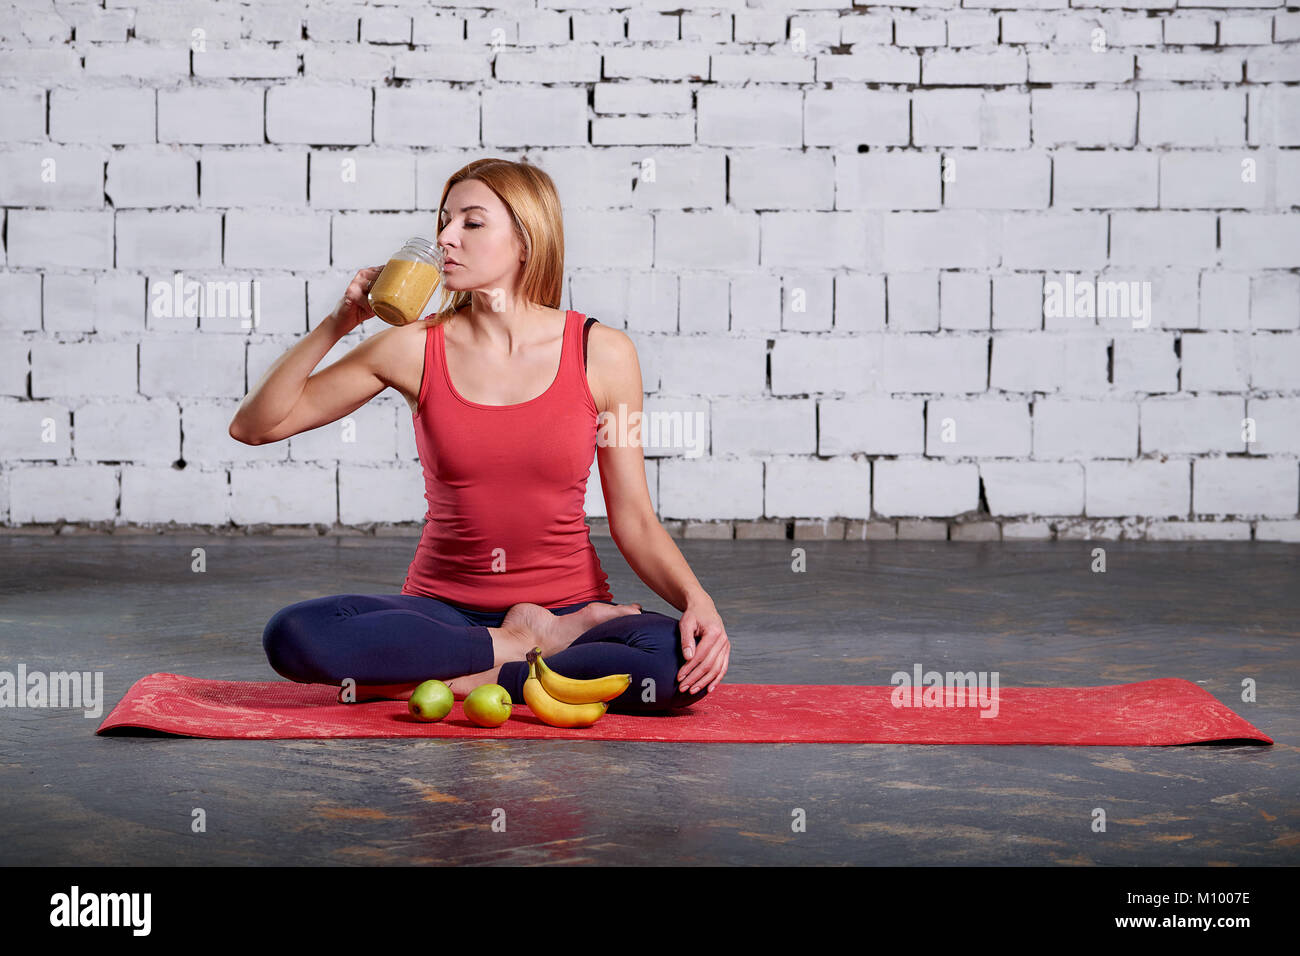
(0, 533, 1295, 865)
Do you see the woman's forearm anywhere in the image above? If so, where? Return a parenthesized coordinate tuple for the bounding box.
(612, 515, 714, 613)
(229, 312, 349, 441)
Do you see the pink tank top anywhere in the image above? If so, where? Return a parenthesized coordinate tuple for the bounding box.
(401, 309, 614, 611)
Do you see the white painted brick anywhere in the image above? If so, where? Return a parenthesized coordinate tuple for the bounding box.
(882, 211, 997, 270)
(43, 274, 97, 334)
(332, 212, 434, 269)
(199, 149, 307, 207)
(737, 12, 789, 43)
(223, 211, 331, 270)
(8, 465, 117, 522)
(626, 271, 679, 333)
(1028, 51, 1134, 83)
(116, 211, 224, 269)
(1199, 272, 1250, 330)
(1086, 460, 1189, 517)
(1001, 213, 1108, 270)
(1141, 396, 1246, 453)
(659, 457, 763, 520)
(1137, 52, 1243, 82)
(980, 461, 1084, 515)
(819, 396, 925, 455)
(32, 342, 137, 398)
(833, 274, 887, 331)
(923, 48, 1026, 84)
(816, 49, 920, 84)
(781, 274, 833, 331)
(309, 150, 416, 210)
(1146, 520, 1252, 540)
(772, 335, 882, 395)
(1031, 90, 1137, 147)
(140, 335, 244, 398)
(1001, 519, 1053, 538)
(836, 151, 940, 210)
(248, 7, 302, 42)
(1033, 399, 1139, 459)
(882, 333, 988, 393)
(1163, 14, 1217, 44)
(682, 12, 730, 43)
(766, 457, 871, 518)
(1181, 332, 1252, 391)
(1248, 86, 1300, 146)
(339, 463, 425, 524)
(1256, 520, 1300, 541)
(0, 147, 105, 208)
(374, 88, 478, 147)
(982, 91, 1032, 148)
(940, 272, 990, 330)
(946, 12, 999, 46)
(361, 9, 411, 43)
(698, 88, 802, 146)
(1112, 331, 1180, 393)
(133, 1, 242, 42)
(1248, 48, 1300, 81)
(73, 399, 180, 462)
(267, 85, 372, 145)
(805, 90, 911, 146)
(1158, 151, 1266, 208)
(1193, 457, 1297, 516)
(483, 85, 585, 145)
(49, 87, 155, 144)
(625, 150, 724, 211)
(894, 13, 946, 47)
(1246, 397, 1300, 453)
(887, 272, 939, 331)
(1139, 90, 1245, 147)
(594, 82, 694, 115)
(926, 398, 1031, 457)
(1222, 213, 1300, 269)
(992, 274, 1043, 330)
(712, 53, 815, 83)
(712, 395, 811, 455)
(873, 460, 980, 518)
(913, 90, 983, 147)
(625, 12, 682, 43)
(730, 149, 834, 210)
(653, 211, 756, 271)
(1250, 332, 1300, 389)
(943, 150, 1051, 209)
(7, 210, 114, 269)
(1252, 272, 1300, 330)
(191, 47, 299, 80)
(158, 88, 264, 145)
(762, 212, 873, 270)
(1276, 12, 1300, 42)
(306, 7, 359, 42)
(657, 334, 767, 396)
(1110, 212, 1218, 267)
(990, 332, 1109, 394)
(679, 275, 729, 333)
(119, 465, 229, 524)
(1054, 150, 1159, 209)
(495, 51, 600, 84)
(0, 48, 80, 82)
(231, 463, 337, 525)
(733, 274, 780, 335)
(0, 399, 69, 459)
(0, 341, 28, 396)
(558, 209, 650, 271)
(0, 88, 44, 142)
(104, 147, 197, 208)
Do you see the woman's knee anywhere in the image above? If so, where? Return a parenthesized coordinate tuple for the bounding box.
(611, 612, 708, 714)
(262, 603, 321, 683)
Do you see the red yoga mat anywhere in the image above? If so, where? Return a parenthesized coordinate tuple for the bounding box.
(94, 673, 1272, 745)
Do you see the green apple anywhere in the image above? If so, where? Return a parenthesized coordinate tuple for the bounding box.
(463, 684, 512, 727)
(408, 680, 454, 722)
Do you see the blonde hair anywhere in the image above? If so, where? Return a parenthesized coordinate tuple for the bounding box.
(431, 158, 565, 320)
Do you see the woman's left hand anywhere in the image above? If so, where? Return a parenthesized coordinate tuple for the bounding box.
(677, 599, 730, 695)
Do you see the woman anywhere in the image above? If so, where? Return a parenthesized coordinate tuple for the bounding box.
(230, 158, 731, 714)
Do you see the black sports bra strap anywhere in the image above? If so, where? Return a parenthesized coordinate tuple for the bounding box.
(583, 316, 598, 370)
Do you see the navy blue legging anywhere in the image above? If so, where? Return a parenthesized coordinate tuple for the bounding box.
(261, 594, 708, 714)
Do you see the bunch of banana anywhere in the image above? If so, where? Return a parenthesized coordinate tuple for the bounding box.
(521, 646, 631, 728)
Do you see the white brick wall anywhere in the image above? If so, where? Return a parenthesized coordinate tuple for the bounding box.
(1, 0, 1296, 538)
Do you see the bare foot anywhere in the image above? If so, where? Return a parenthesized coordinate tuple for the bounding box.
(497, 600, 643, 659)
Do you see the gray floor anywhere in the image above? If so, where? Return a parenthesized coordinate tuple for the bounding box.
(0, 533, 1295, 865)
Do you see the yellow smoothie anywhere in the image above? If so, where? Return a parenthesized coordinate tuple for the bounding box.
(368, 257, 441, 326)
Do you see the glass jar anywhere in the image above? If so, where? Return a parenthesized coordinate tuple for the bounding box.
(367, 237, 445, 326)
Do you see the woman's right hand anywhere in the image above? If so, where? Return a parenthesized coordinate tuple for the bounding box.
(329, 265, 386, 335)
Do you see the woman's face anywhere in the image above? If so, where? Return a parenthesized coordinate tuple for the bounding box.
(436, 179, 525, 296)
